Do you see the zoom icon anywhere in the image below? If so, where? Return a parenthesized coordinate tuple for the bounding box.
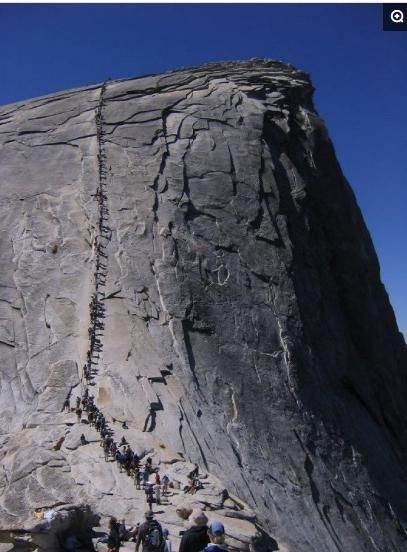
(383, 4, 407, 30)
(391, 9, 404, 23)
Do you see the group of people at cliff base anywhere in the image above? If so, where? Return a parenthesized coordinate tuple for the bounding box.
(106, 509, 226, 552)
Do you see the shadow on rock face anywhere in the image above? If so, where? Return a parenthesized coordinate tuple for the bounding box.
(11, 506, 102, 552)
(251, 529, 279, 552)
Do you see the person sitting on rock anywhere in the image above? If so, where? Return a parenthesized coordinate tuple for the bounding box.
(107, 516, 121, 552)
(201, 521, 226, 552)
(191, 478, 203, 494)
(135, 511, 164, 552)
(178, 509, 209, 552)
(119, 519, 133, 542)
(80, 434, 87, 446)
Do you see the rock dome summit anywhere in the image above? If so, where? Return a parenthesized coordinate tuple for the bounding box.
(0, 59, 406, 552)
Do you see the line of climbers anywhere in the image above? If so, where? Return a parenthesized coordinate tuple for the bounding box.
(62, 83, 231, 552)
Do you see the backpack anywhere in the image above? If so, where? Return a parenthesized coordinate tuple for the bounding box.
(145, 522, 163, 550)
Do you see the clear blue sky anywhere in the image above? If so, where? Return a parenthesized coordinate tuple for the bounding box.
(1, 3, 406, 336)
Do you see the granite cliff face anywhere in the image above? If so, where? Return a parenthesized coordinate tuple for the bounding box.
(0, 59, 406, 552)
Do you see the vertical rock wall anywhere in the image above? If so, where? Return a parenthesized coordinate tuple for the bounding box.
(0, 86, 101, 432)
(0, 60, 406, 552)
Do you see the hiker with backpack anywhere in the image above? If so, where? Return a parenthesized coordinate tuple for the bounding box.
(135, 511, 165, 552)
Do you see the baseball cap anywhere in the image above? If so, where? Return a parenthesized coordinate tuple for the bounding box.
(208, 521, 225, 535)
(145, 511, 154, 520)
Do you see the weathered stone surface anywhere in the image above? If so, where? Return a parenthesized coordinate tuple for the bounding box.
(0, 59, 406, 551)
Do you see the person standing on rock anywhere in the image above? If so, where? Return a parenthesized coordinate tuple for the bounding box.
(178, 509, 209, 552)
(134, 467, 141, 489)
(145, 457, 153, 473)
(163, 529, 171, 552)
(103, 440, 110, 462)
(145, 483, 154, 512)
(201, 521, 226, 552)
(142, 468, 149, 488)
(107, 516, 121, 552)
(154, 483, 161, 505)
(135, 511, 164, 552)
(161, 474, 169, 496)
